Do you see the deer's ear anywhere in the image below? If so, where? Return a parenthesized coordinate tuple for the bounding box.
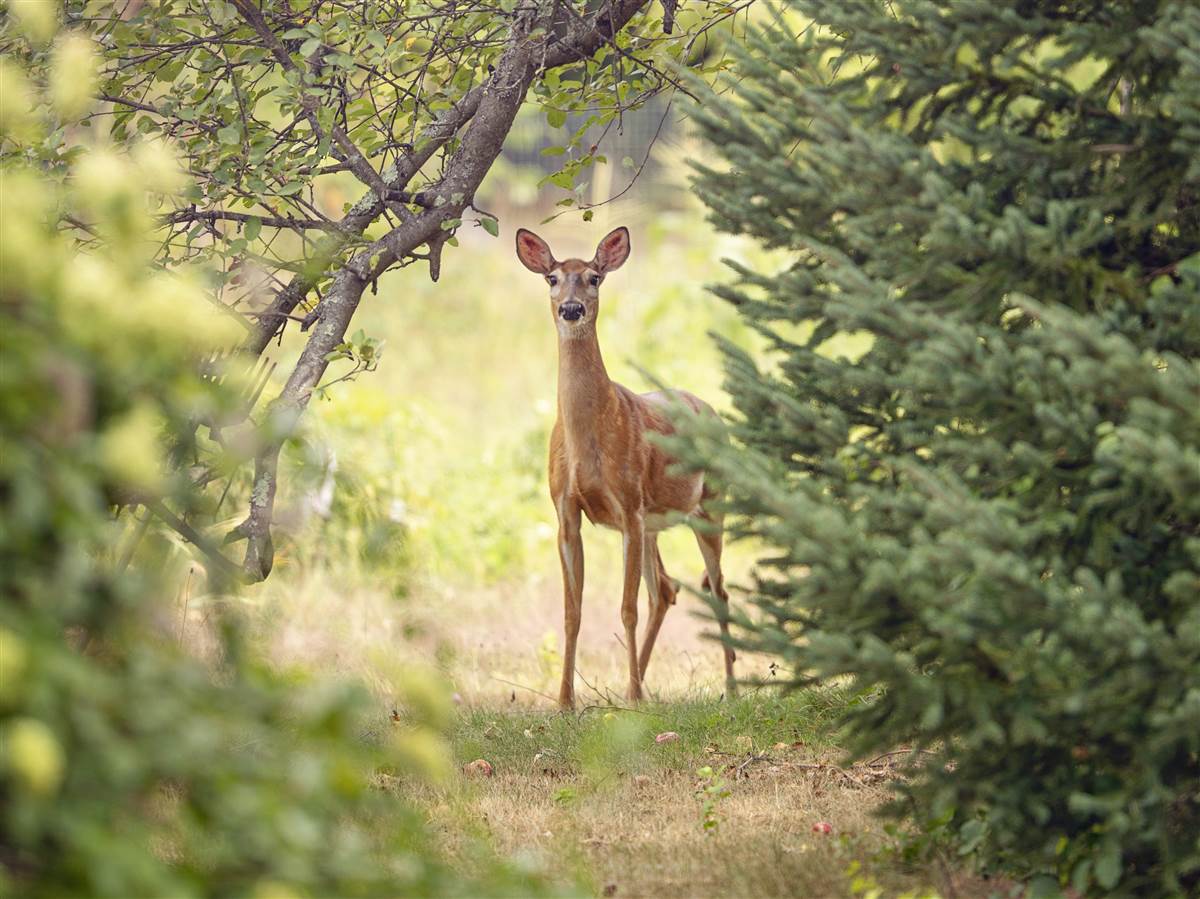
(515, 228, 555, 274)
(593, 226, 630, 273)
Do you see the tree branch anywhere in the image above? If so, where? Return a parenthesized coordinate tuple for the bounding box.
(240, 83, 488, 356)
(164, 208, 350, 233)
(234, 0, 654, 580)
(228, 0, 409, 222)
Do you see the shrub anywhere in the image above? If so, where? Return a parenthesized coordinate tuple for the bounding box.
(680, 0, 1200, 893)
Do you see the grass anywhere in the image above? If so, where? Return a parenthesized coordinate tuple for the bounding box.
(374, 691, 995, 899)
(447, 688, 853, 773)
(235, 564, 1001, 897)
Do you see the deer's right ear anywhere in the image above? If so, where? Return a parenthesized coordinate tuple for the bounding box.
(515, 228, 555, 274)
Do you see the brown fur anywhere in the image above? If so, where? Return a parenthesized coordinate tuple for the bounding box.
(516, 227, 736, 708)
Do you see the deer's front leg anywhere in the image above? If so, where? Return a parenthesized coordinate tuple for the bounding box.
(556, 497, 584, 709)
(620, 517, 645, 702)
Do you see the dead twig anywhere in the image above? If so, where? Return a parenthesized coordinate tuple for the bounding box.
(489, 675, 559, 704)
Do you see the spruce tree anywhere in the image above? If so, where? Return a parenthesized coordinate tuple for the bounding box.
(683, 1, 1200, 893)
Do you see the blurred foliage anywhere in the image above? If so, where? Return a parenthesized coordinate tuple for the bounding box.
(0, 11, 552, 896)
(681, 0, 1200, 895)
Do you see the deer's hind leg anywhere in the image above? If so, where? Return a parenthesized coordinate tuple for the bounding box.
(620, 518, 645, 702)
(694, 509, 737, 697)
(638, 533, 677, 684)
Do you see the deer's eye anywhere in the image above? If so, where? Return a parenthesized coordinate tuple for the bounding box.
(547, 275, 558, 287)
(588, 274, 601, 287)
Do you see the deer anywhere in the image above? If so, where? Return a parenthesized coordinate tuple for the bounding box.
(515, 226, 736, 709)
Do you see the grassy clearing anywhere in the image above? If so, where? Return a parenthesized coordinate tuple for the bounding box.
(378, 690, 995, 899)
(242, 562, 997, 896)
(236, 565, 999, 896)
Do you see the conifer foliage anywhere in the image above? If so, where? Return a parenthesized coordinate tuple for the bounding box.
(685, 1, 1200, 892)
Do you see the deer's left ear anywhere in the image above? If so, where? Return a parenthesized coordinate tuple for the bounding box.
(592, 226, 630, 273)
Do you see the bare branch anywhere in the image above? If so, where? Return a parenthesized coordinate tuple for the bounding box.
(164, 208, 351, 233)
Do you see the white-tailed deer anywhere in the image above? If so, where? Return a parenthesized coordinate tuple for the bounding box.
(515, 226, 736, 708)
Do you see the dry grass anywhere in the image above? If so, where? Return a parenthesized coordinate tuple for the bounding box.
(229, 566, 1004, 899)
(252, 525, 767, 706)
(387, 706, 1001, 899)
(423, 765, 969, 899)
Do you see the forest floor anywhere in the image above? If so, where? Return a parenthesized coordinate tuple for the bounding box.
(247, 562, 1002, 899)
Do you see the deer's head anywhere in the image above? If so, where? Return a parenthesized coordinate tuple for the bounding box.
(515, 227, 631, 337)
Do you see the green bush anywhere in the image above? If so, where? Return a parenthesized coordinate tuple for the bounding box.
(680, 0, 1200, 894)
(0, 15, 545, 897)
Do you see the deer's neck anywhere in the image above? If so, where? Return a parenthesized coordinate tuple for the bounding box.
(557, 330, 614, 453)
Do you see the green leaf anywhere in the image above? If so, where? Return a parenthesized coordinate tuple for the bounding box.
(1094, 843, 1121, 889)
(217, 124, 241, 145)
(582, 210, 593, 222)
(1025, 876, 1061, 899)
(300, 38, 322, 57)
(244, 217, 262, 241)
(546, 107, 567, 128)
(480, 216, 499, 237)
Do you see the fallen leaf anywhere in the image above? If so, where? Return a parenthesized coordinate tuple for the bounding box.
(632, 775, 652, 788)
(464, 759, 494, 777)
(654, 731, 680, 744)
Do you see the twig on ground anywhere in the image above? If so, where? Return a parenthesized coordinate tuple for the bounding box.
(489, 676, 559, 704)
(732, 751, 772, 779)
(864, 748, 938, 766)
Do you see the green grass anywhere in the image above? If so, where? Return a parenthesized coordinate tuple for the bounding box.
(450, 688, 854, 778)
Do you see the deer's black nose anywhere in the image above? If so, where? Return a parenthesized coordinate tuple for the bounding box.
(559, 302, 585, 321)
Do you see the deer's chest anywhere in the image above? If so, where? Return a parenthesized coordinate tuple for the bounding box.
(570, 467, 624, 530)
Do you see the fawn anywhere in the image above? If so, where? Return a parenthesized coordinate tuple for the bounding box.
(515, 226, 736, 708)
